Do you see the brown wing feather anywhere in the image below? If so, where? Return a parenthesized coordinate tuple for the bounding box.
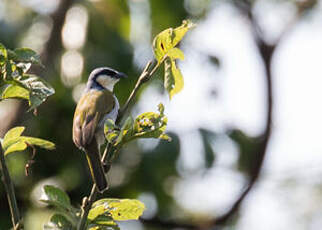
(73, 90, 115, 149)
(73, 115, 83, 148)
(81, 112, 99, 146)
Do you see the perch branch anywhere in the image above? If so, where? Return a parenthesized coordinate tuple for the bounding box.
(0, 143, 21, 230)
(118, 56, 167, 121)
(77, 58, 165, 230)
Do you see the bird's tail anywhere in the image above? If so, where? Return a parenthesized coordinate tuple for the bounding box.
(85, 141, 108, 192)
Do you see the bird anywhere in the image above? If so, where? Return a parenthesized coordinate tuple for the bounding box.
(72, 67, 127, 192)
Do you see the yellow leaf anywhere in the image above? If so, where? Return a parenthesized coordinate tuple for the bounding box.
(90, 198, 145, 221)
(172, 20, 196, 47)
(4, 126, 25, 140)
(4, 141, 27, 155)
(2, 126, 55, 155)
(108, 199, 145, 221)
(167, 48, 184, 60)
(170, 59, 184, 98)
(1, 85, 29, 101)
(164, 58, 184, 99)
(153, 20, 195, 62)
(3, 126, 25, 149)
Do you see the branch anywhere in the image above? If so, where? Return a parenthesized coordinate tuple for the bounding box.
(0, 143, 21, 230)
(77, 185, 97, 230)
(41, 0, 75, 70)
(77, 58, 165, 230)
(117, 61, 152, 121)
(118, 56, 167, 121)
(214, 0, 313, 226)
(214, 40, 274, 226)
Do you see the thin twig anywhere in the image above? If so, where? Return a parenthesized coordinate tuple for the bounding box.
(77, 185, 97, 230)
(118, 61, 153, 120)
(118, 57, 166, 121)
(0, 143, 21, 230)
(77, 58, 165, 230)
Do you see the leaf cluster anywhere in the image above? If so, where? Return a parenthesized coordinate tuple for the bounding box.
(0, 19, 195, 230)
(104, 104, 171, 147)
(0, 43, 54, 110)
(152, 20, 195, 99)
(1, 126, 55, 156)
(41, 185, 145, 230)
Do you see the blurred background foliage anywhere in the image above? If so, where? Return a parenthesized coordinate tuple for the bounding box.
(0, 0, 321, 229)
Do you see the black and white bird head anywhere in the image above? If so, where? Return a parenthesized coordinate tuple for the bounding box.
(86, 67, 127, 91)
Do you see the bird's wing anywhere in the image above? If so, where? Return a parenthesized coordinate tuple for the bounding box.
(73, 90, 115, 149)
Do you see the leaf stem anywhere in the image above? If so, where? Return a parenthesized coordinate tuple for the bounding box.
(77, 185, 97, 230)
(118, 56, 167, 121)
(0, 143, 21, 230)
(77, 57, 166, 230)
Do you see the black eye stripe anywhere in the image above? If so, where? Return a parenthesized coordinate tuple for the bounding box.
(94, 69, 117, 78)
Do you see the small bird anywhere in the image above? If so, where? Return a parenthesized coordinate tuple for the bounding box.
(73, 67, 126, 192)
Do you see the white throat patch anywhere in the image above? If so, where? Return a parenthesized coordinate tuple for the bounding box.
(96, 74, 119, 91)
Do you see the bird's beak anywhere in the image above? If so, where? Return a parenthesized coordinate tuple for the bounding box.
(116, 72, 127, 79)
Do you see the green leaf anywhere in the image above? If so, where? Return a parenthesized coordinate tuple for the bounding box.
(4, 126, 25, 141)
(88, 212, 120, 230)
(89, 198, 145, 221)
(40, 185, 72, 212)
(104, 104, 171, 146)
(88, 225, 120, 230)
(153, 20, 195, 62)
(1, 84, 29, 100)
(44, 214, 73, 230)
(153, 28, 174, 62)
(29, 92, 45, 110)
(164, 59, 173, 98)
(16, 62, 32, 73)
(153, 20, 194, 99)
(4, 60, 13, 80)
(4, 141, 28, 155)
(115, 116, 134, 146)
(104, 119, 120, 144)
(91, 215, 118, 228)
(172, 20, 196, 47)
(13, 74, 55, 110)
(89, 214, 115, 225)
(7, 50, 18, 61)
(88, 205, 108, 221)
(158, 103, 164, 114)
(2, 126, 55, 155)
(4, 137, 55, 155)
(133, 107, 169, 140)
(13, 48, 42, 66)
(0, 43, 7, 65)
(21, 137, 55, 150)
(0, 47, 53, 108)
